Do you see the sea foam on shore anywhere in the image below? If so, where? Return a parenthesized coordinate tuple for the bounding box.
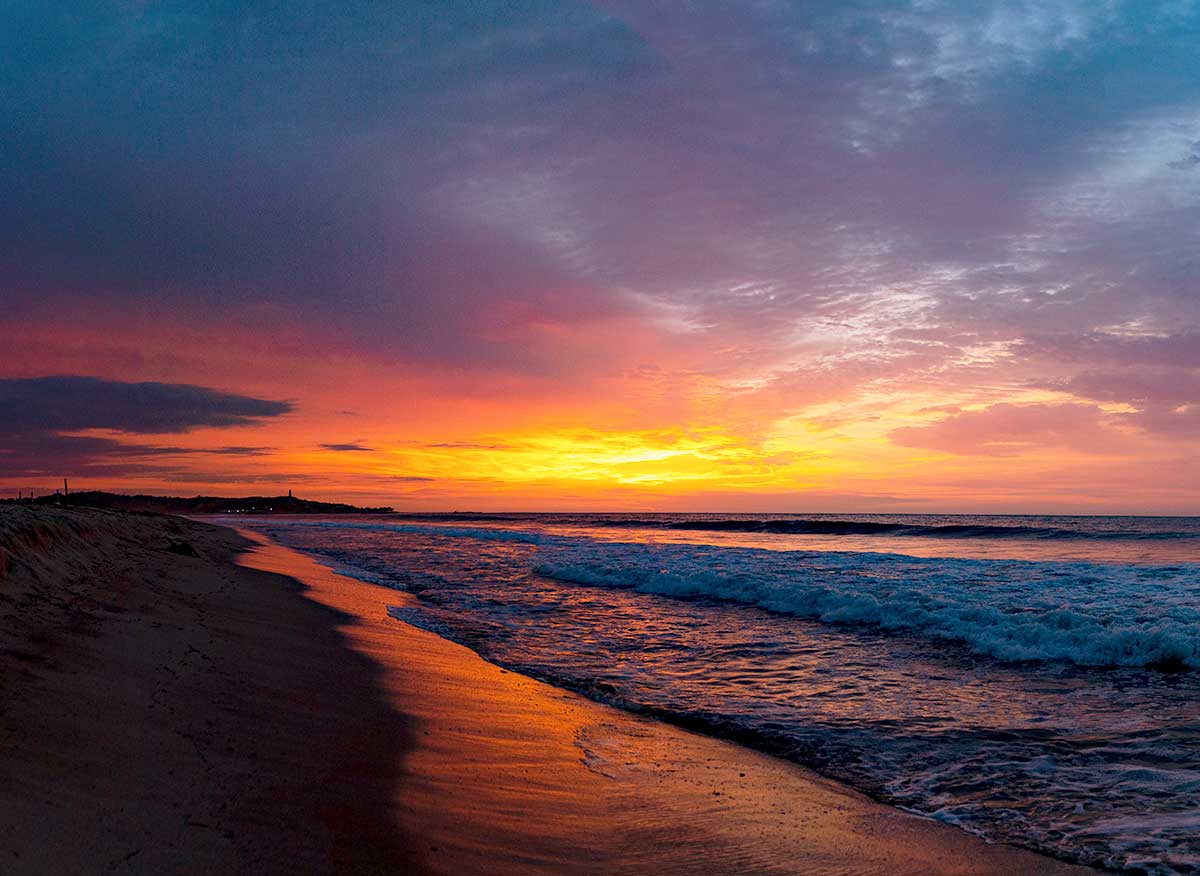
(250, 514, 1200, 875)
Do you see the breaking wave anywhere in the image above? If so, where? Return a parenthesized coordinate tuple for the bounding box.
(532, 541, 1200, 670)
(590, 517, 1197, 540)
(262, 519, 1200, 669)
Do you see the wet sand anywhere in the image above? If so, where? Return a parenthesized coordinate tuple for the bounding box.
(0, 506, 1100, 875)
(242, 528, 1099, 876)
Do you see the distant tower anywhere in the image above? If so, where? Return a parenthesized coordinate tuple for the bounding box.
(288, 489, 292, 498)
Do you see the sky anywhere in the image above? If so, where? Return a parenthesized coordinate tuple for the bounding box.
(2, 0, 1199, 513)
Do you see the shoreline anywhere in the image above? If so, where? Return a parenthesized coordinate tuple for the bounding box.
(235, 526, 1101, 875)
(0, 506, 1101, 874)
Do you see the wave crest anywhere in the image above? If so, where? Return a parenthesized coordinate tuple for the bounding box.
(532, 542, 1200, 670)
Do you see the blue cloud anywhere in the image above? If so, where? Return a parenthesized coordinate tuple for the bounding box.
(2, 0, 1198, 401)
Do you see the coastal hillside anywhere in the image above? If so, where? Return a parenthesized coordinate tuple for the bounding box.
(4, 491, 393, 515)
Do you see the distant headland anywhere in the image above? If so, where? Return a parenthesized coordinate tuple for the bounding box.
(0, 490, 393, 515)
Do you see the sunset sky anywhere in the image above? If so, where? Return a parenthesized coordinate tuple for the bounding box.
(3, 1, 1200, 512)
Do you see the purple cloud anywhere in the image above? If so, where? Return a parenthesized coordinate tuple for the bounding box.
(889, 403, 1121, 456)
(2, 0, 1199, 500)
(0, 377, 291, 478)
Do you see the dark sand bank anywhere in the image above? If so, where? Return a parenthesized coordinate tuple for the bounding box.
(0, 507, 1099, 874)
(0, 506, 417, 875)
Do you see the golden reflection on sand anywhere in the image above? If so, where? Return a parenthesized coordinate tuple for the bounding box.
(236, 530, 1097, 876)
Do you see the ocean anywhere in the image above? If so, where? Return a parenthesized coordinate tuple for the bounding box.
(235, 513, 1200, 875)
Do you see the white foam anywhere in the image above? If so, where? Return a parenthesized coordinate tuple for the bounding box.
(530, 541, 1200, 669)
(270, 519, 545, 543)
(266, 518, 1200, 669)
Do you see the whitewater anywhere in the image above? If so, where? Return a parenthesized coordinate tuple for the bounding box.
(236, 513, 1200, 875)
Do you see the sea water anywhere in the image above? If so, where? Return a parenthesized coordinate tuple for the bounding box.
(237, 513, 1200, 875)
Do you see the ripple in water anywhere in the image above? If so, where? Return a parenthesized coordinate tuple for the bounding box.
(240, 514, 1200, 876)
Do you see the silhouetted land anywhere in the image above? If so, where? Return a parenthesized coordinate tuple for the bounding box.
(1, 491, 393, 515)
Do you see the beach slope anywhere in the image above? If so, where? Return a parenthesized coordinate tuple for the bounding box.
(0, 506, 1098, 875)
(0, 506, 414, 875)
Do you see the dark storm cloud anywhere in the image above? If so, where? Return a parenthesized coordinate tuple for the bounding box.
(319, 443, 375, 452)
(0, 377, 291, 477)
(0, 377, 292, 435)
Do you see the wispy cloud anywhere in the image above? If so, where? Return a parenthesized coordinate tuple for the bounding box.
(2, 2, 1198, 508)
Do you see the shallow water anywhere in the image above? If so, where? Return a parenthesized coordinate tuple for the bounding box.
(231, 513, 1200, 875)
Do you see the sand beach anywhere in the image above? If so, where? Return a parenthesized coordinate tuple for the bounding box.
(0, 506, 1098, 875)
